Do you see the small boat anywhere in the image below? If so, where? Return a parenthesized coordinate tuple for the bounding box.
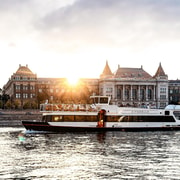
(22, 96, 180, 132)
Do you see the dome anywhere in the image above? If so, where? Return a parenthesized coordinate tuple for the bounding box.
(16, 64, 33, 75)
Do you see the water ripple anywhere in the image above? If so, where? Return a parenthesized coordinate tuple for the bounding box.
(0, 128, 180, 179)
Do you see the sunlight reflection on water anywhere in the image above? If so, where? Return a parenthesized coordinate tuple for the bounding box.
(0, 128, 180, 179)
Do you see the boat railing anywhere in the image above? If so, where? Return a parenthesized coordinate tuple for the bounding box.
(40, 103, 98, 112)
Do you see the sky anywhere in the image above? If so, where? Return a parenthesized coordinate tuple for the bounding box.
(1, 0, 180, 87)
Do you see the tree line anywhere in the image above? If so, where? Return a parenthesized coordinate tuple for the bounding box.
(0, 84, 98, 110)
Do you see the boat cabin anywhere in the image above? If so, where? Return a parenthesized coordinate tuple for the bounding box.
(90, 95, 110, 105)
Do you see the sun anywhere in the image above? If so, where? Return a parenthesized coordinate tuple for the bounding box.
(67, 75, 79, 86)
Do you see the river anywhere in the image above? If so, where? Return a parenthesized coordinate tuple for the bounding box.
(0, 127, 180, 179)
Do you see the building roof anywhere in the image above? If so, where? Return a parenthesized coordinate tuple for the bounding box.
(100, 60, 113, 78)
(154, 62, 167, 77)
(15, 64, 33, 75)
(114, 66, 152, 79)
(168, 80, 180, 84)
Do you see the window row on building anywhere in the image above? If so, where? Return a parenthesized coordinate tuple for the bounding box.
(2, 63, 180, 109)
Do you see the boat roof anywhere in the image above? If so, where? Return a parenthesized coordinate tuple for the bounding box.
(165, 105, 180, 110)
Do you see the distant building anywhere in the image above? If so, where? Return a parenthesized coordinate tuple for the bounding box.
(2, 61, 173, 109)
(3, 65, 99, 108)
(36, 78, 99, 104)
(36, 78, 67, 104)
(3, 64, 37, 108)
(99, 61, 168, 108)
(169, 80, 180, 104)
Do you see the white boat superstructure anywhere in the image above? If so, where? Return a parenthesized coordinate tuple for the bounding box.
(22, 96, 180, 132)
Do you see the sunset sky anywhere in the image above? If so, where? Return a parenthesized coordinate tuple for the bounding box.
(1, 0, 180, 87)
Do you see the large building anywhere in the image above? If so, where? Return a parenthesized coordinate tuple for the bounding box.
(2, 61, 177, 109)
(3, 65, 99, 109)
(99, 61, 168, 108)
(3, 65, 37, 108)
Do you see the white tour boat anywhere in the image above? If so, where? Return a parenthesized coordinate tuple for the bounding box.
(22, 96, 180, 132)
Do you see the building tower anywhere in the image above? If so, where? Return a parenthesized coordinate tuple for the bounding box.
(153, 62, 168, 108)
(3, 65, 37, 109)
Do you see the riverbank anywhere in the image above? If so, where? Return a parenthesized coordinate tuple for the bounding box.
(0, 110, 42, 127)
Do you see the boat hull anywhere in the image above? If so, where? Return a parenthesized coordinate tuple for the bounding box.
(22, 121, 180, 132)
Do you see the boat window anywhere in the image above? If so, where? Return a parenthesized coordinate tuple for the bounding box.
(48, 115, 98, 122)
(165, 111, 170, 115)
(132, 116, 175, 122)
(94, 97, 99, 104)
(118, 116, 175, 122)
(75, 115, 97, 122)
(107, 116, 122, 122)
(100, 97, 108, 104)
(173, 111, 180, 120)
(63, 115, 74, 121)
(42, 115, 53, 122)
(52, 115, 63, 122)
(42, 116, 46, 122)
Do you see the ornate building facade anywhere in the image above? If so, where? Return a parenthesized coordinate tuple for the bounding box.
(3, 62, 172, 109)
(3, 65, 37, 108)
(3, 65, 99, 108)
(99, 61, 168, 108)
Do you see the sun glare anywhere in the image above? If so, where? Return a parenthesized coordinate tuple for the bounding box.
(67, 76, 79, 86)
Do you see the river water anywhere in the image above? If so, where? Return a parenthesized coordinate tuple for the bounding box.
(0, 128, 180, 179)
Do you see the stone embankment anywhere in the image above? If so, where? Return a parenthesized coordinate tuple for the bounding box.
(0, 110, 42, 127)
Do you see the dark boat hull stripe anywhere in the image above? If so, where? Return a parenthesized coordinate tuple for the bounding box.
(22, 121, 180, 132)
